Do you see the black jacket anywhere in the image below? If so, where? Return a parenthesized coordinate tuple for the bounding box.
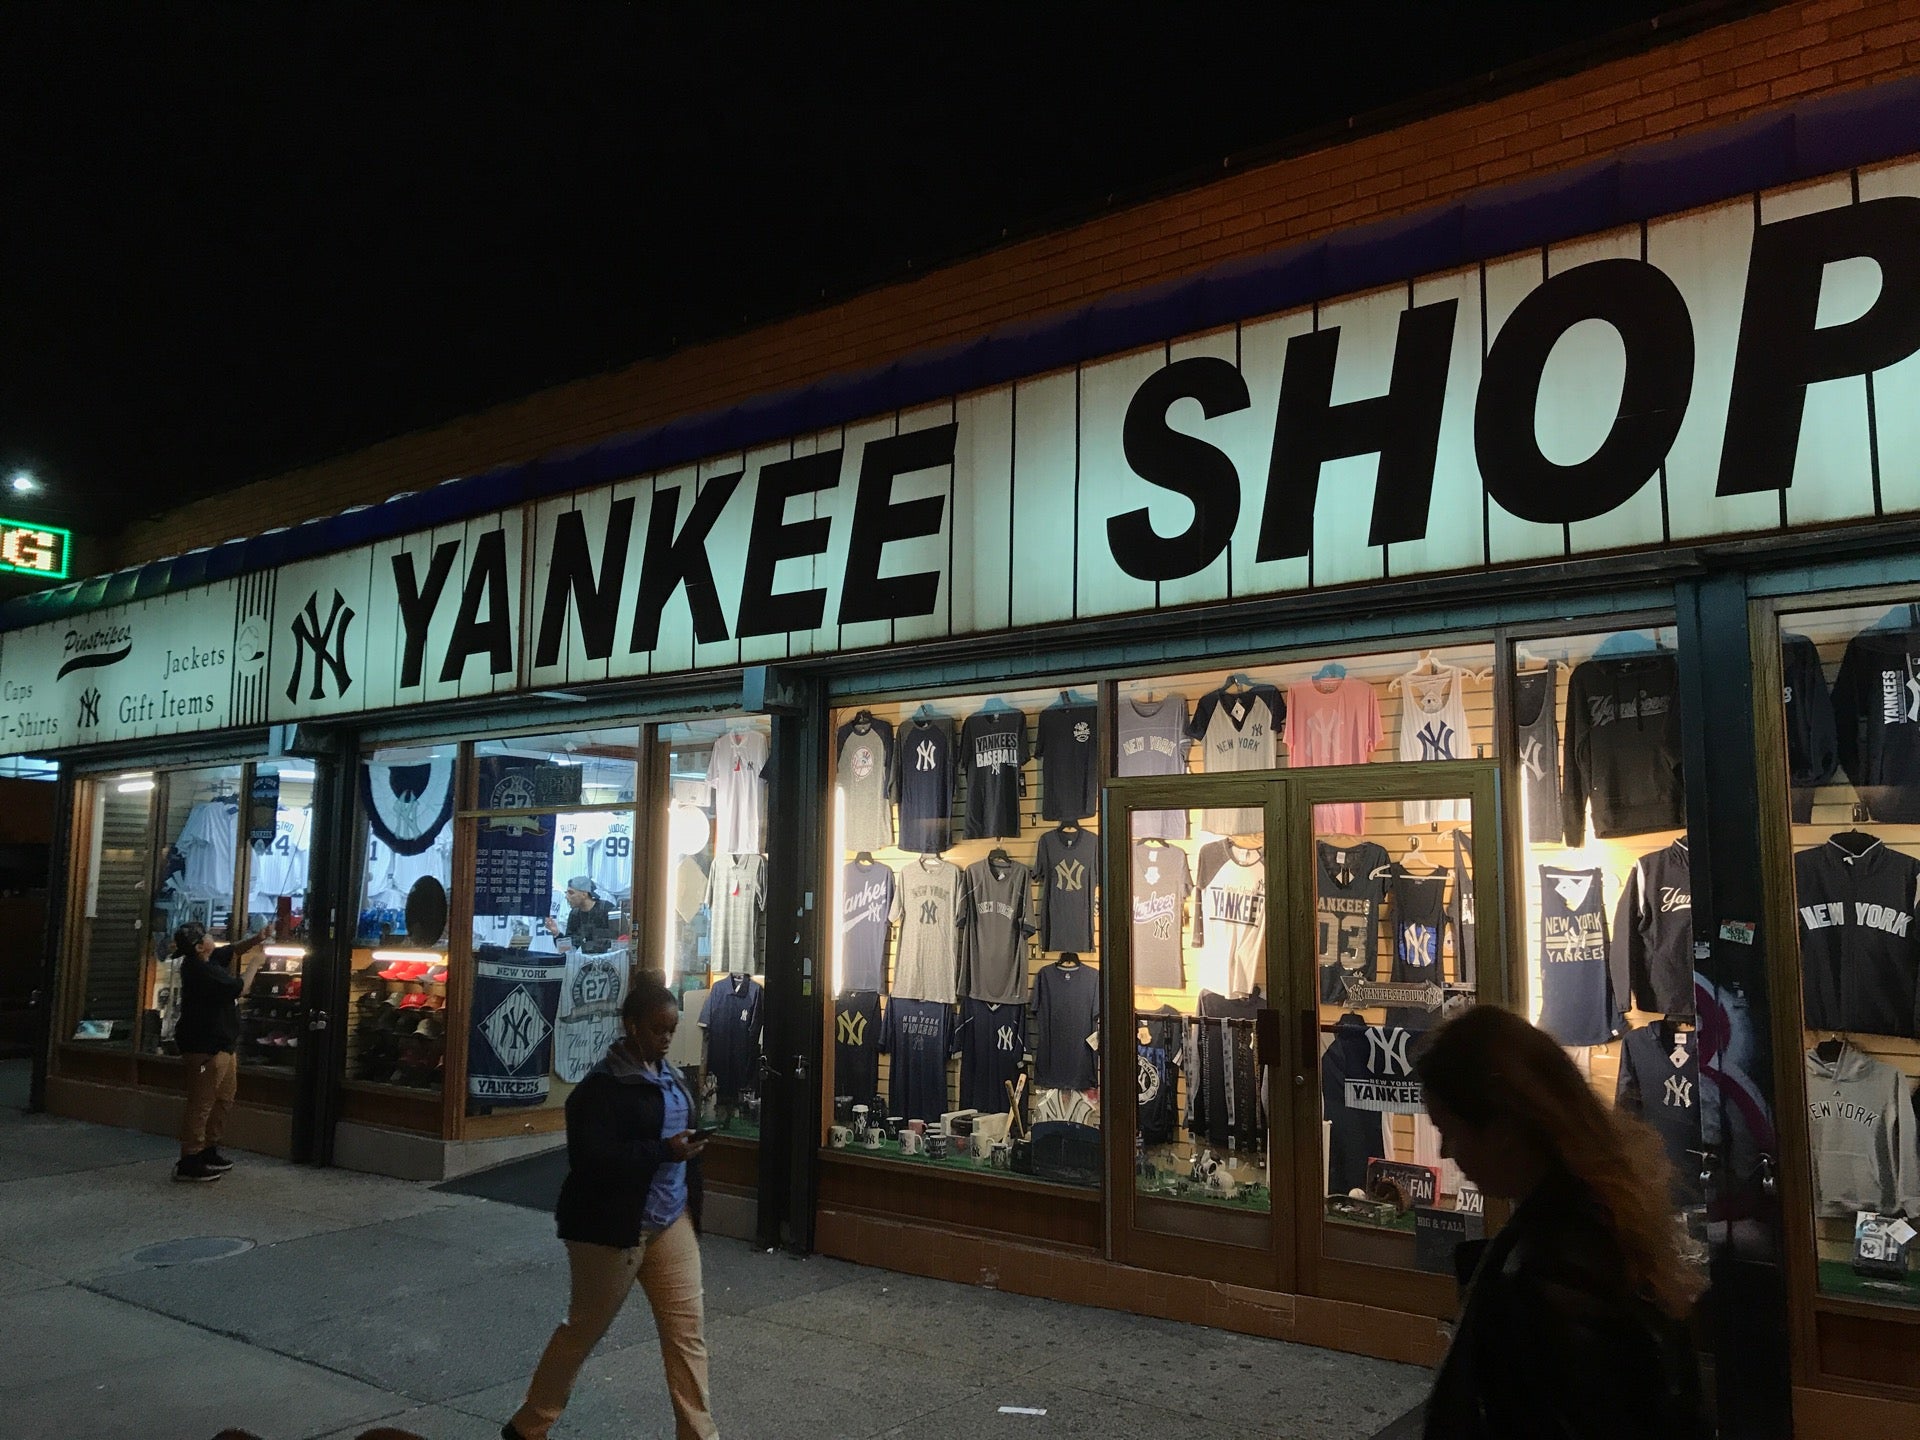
(1832, 627, 1920, 822)
(1794, 831, 1920, 1038)
(174, 945, 246, 1054)
(1561, 654, 1685, 846)
(554, 1057, 704, 1249)
(1425, 1170, 1703, 1440)
(1783, 632, 1839, 823)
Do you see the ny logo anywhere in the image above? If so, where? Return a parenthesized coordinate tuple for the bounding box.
(919, 899, 939, 926)
(837, 1010, 867, 1046)
(1306, 711, 1341, 754)
(286, 589, 356, 703)
(915, 739, 937, 771)
(1400, 923, 1435, 968)
(995, 1023, 1017, 1052)
(1416, 720, 1454, 762)
(1663, 1074, 1694, 1108)
(1366, 1027, 1413, 1077)
(77, 686, 100, 727)
(1518, 737, 1544, 782)
(1054, 859, 1085, 892)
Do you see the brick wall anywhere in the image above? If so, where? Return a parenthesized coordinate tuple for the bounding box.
(115, 0, 1920, 569)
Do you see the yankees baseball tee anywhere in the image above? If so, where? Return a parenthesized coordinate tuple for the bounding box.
(956, 997, 1026, 1112)
(883, 997, 956, 1124)
(1187, 683, 1283, 835)
(890, 854, 964, 1003)
(1034, 701, 1099, 821)
(962, 707, 1029, 839)
(833, 990, 882, 1102)
(840, 857, 894, 993)
(1193, 841, 1266, 1000)
(1031, 959, 1099, 1090)
(893, 715, 955, 853)
(1116, 694, 1190, 839)
(1315, 841, 1388, 1003)
(1536, 864, 1618, 1046)
(1035, 824, 1097, 952)
(1512, 662, 1564, 844)
(1131, 840, 1192, 989)
(959, 854, 1035, 1004)
(705, 726, 769, 856)
(836, 716, 896, 852)
(1284, 677, 1382, 836)
(699, 973, 764, 1100)
(1615, 1022, 1703, 1206)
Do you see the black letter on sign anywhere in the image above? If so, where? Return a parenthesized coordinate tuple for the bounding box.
(534, 498, 636, 667)
(1257, 298, 1458, 561)
(628, 472, 743, 652)
(439, 528, 514, 683)
(1719, 196, 1920, 496)
(1475, 259, 1693, 524)
(1108, 356, 1249, 581)
(392, 539, 460, 689)
(736, 451, 841, 638)
(838, 424, 956, 625)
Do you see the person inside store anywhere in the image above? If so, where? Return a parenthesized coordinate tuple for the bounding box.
(1416, 1005, 1707, 1439)
(545, 875, 616, 953)
(171, 919, 274, 1183)
(503, 979, 716, 1440)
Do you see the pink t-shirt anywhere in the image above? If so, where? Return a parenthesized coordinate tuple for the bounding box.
(1284, 677, 1382, 835)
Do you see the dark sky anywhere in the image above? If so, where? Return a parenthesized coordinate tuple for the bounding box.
(0, 2, 1728, 543)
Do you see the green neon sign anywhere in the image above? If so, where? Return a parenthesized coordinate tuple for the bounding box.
(0, 518, 72, 579)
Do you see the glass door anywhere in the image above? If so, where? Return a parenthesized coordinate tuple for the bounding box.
(1106, 762, 1500, 1308)
(1286, 762, 1501, 1316)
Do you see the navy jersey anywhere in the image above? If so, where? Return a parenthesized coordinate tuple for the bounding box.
(962, 708, 1029, 839)
(1320, 1014, 1421, 1195)
(833, 990, 882, 1103)
(1315, 841, 1388, 1003)
(1136, 1012, 1184, 1145)
(1030, 960, 1099, 1090)
(956, 998, 1026, 1113)
(1034, 702, 1099, 822)
(1536, 866, 1618, 1046)
(883, 998, 955, 1123)
(1615, 1022, 1704, 1207)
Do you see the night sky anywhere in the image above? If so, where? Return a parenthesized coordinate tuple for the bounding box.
(0, 2, 1718, 548)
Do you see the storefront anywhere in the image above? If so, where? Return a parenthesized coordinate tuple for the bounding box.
(9, 43, 1920, 1437)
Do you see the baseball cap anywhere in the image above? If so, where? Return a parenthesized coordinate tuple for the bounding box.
(565, 875, 596, 894)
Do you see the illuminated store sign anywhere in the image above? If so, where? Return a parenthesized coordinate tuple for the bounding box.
(0, 518, 71, 579)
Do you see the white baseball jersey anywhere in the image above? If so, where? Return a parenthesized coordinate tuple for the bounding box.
(176, 800, 238, 898)
(706, 727, 770, 856)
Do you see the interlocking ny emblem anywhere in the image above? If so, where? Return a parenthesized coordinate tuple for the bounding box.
(286, 589, 356, 703)
(1366, 1027, 1413, 1077)
(919, 899, 939, 926)
(1054, 859, 1085, 892)
(482, 985, 550, 1073)
(837, 1009, 867, 1046)
(995, 1023, 1017, 1052)
(1400, 922, 1436, 968)
(77, 686, 100, 728)
(1416, 720, 1455, 761)
(915, 739, 937, 771)
(1519, 736, 1545, 782)
(1663, 1074, 1694, 1108)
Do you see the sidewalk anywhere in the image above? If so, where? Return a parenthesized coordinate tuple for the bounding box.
(0, 1062, 1429, 1439)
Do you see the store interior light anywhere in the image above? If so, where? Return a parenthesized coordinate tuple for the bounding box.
(371, 948, 443, 962)
(115, 778, 155, 793)
(263, 944, 308, 958)
(276, 768, 316, 782)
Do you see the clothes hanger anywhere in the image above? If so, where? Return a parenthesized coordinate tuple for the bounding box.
(1056, 820, 1081, 836)
(854, 850, 875, 865)
(912, 702, 939, 723)
(1313, 661, 1347, 683)
(1814, 1033, 1847, 1064)
(988, 846, 1012, 868)
(1056, 689, 1093, 707)
(1055, 951, 1080, 969)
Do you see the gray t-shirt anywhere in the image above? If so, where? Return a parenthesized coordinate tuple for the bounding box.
(836, 719, 895, 852)
(705, 852, 766, 977)
(1035, 825, 1097, 952)
(840, 858, 894, 993)
(1117, 695, 1190, 840)
(960, 855, 1035, 1004)
(889, 855, 964, 1002)
(1131, 839, 1191, 988)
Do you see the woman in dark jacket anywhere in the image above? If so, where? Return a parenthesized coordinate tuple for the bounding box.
(504, 980, 714, 1440)
(1417, 1005, 1706, 1440)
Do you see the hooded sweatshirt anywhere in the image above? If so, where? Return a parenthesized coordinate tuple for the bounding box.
(555, 1046, 702, 1247)
(1561, 653, 1686, 846)
(1804, 1043, 1920, 1218)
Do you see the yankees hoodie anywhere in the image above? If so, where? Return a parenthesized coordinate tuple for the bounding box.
(1804, 1042, 1920, 1218)
(1561, 653, 1686, 846)
(1832, 626, 1920, 822)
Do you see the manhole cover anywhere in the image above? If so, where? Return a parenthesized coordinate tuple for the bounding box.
(130, 1236, 255, 1266)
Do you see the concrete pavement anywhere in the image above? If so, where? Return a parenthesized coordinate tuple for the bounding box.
(0, 1061, 1430, 1439)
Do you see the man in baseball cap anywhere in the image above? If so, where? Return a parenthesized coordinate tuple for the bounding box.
(545, 876, 616, 954)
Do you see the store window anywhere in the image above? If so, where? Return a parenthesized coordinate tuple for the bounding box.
(1507, 626, 1708, 1251)
(466, 728, 638, 1115)
(68, 771, 159, 1047)
(144, 765, 242, 1056)
(1774, 601, 1920, 1309)
(1114, 644, 1493, 1225)
(234, 759, 317, 1069)
(349, 744, 456, 1093)
(656, 717, 771, 1141)
(826, 685, 1102, 1185)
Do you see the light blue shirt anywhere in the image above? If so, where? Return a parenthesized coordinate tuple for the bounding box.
(639, 1060, 692, 1231)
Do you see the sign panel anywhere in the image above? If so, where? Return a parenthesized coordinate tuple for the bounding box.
(0, 518, 72, 579)
(3, 160, 1920, 754)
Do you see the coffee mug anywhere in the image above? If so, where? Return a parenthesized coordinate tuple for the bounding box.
(926, 1135, 949, 1161)
(828, 1125, 850, 1149)
(899, 1130, 925, 1155)
(907, 1118, 926, 1135)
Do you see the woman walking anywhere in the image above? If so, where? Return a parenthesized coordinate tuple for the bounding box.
(1417, 1005, 1707, 1439)
(504, 979, 716, 1440)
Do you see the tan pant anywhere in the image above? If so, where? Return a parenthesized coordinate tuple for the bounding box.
(179, 1051, 236, 1151)
(512, 1215, 718, 1440)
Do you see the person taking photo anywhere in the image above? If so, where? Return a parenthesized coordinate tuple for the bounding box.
(172, 920, 273, 1182)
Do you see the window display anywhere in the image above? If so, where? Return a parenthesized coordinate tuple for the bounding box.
(70, 774, 158, 1047)
(1773, 601, 1920, 1310)
(826, 682, 1101, 1188)
(235, 760, 316, 1068)
(1507, 626, 1706, 1274)
(658, 717, 771, 1141)
(145, 766, 242, 1057)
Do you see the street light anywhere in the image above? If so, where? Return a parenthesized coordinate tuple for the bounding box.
(8, 471, 36, 495)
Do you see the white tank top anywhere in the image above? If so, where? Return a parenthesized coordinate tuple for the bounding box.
(1398, 668, 1472, 823)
